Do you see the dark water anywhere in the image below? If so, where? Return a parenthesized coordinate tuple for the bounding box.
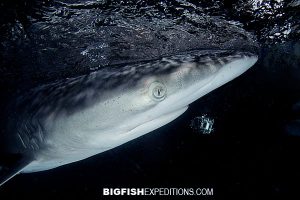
(1, 0, 300, 199)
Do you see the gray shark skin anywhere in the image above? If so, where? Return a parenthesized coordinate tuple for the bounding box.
(0, 0, 259, 186)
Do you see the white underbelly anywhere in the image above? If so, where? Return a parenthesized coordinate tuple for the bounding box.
(22, 106, 188, 173)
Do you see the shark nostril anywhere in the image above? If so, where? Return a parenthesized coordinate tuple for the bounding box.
(149, 82, 167, 101)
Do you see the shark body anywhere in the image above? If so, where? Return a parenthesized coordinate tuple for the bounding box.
(0, 0, 259, 186)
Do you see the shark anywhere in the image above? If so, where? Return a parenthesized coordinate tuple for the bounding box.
(0, 0, 259, 186)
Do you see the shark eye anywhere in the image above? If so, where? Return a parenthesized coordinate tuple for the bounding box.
(148, 82, 167, 101)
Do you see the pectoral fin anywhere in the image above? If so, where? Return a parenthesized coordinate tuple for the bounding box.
(0, 154, 32, 187)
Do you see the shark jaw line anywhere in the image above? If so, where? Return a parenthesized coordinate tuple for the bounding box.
(118, 106, 189, 140)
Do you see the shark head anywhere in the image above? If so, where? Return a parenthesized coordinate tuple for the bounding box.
(118, 51, 257, 127)
(77, 51, 258, 149)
